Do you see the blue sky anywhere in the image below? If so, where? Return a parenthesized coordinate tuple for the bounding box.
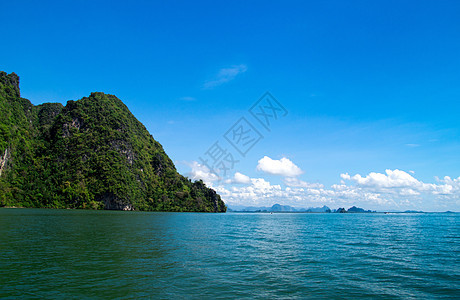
(1, 0, 459, 211)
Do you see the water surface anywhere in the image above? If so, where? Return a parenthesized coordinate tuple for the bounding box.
(1, 209, 458, 299)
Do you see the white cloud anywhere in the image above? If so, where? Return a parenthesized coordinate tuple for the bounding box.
(234, 172, 251, 184)
(349, 169, 420, 189)
(203, 64, 247, 89)
(257, 156, 303, 177)
(184, 160, 459, 211)
(435, 176, 460, 194)
(186, 161, 219, 184)
(217, 171, 459, 210)
(283, 177, 324, 188)
(342, 169, 460, 197)
(340, 173, 351, 180)
(216, 177, 285, 206)
(225, 172, 251, 184)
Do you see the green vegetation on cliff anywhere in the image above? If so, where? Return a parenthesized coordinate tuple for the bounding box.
(0, 71, 226, 212)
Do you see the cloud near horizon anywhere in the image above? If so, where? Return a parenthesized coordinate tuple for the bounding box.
(203, 64, 247, 89)
(283, 177, 324, 189)
(186, 161, 219, 183)
(257, 156, 303, 177)
(225, 172, 251, 184)
(341, 169, 457, 196)
(185, 158, 459, 211)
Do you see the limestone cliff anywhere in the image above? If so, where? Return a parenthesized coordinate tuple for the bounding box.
(0, 71, 226, 212)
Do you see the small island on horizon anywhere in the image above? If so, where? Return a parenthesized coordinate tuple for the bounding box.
(226, 203, 449, 214)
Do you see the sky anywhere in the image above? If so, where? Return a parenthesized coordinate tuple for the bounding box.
(1, 0, 459, 211)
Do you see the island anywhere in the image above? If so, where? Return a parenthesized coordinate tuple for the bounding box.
(0, 71, 226, 212)
(227, 204, 378, 213)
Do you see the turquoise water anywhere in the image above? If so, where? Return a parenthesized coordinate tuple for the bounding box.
(0, 209, 459, 299)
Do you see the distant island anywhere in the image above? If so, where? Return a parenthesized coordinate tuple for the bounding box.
(336, 206, 376, 213)
(227, 204, 435, 213)
(228, 204, 381, 213)
(0, 71, 226, 212)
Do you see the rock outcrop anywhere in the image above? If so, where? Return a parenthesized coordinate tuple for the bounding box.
(0, 148, 8, 177)
(0, 71, 226, 212)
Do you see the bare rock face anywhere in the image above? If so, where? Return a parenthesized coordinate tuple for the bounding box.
(0, 148, 9, 177)
(100, 192, 134, 211)
(62, 117, 84, 138)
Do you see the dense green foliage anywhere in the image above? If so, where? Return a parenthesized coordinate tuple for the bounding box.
(0, 71, 226, 212)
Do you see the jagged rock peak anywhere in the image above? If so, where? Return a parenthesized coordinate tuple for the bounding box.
(0, 72, 20, 95)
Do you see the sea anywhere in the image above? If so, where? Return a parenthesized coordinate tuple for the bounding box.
(0, 208, 459, 299)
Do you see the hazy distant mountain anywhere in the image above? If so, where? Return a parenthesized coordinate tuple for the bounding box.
(332, 206, 376, 213)
(347, 206, 375, 213)
(270, 204, 297, 212)
(228, 204, 331, 213)
(228, 204, 383, 213)
(305, 205, 332, 213)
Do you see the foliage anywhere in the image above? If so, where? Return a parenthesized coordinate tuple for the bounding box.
(0, 71, 226, 212)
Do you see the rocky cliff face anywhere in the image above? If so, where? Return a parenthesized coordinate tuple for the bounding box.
(0, 72, 19, 97)
(0, 71, 226, 212)
(0, 148, 8, 177)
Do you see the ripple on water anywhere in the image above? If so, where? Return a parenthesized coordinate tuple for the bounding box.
(0, 210, 459, 299)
